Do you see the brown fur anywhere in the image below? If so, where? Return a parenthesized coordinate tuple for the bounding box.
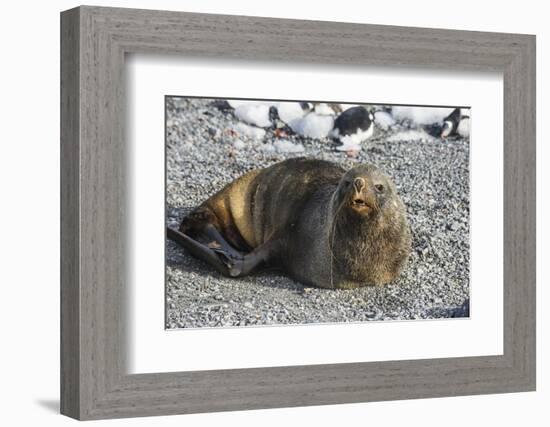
(178, 158, 411, 289)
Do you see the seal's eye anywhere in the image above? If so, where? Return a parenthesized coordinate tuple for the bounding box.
(374, 184, 385, 193)
(343, 179, 352, 188)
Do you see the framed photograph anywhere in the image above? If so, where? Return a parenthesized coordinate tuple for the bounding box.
(164, 97, 472, 330)
(60, 6, 536, 420)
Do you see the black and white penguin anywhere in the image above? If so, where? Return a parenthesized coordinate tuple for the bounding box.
(441, 108, 470, 139)
(332, 106, 375, 150)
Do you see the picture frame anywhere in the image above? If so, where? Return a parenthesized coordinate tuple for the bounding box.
(60, 5, 536, 420)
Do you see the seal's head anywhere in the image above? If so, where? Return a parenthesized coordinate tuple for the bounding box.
(336, 164, 396, 218)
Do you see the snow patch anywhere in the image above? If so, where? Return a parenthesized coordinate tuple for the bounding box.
(232, 122, 266, 140)
(228, 100, 265, 109)
(457, 118, 470, 138)
(275, 102, 306, 124)
(289, 112, 334, 139)
(392, 107, 453, 125)
(234, 103, 272, 127)
(273, 139, 305, 153)
(374, 111, 395, 131)
(259, 143, 276, 153)
(387, 129, 436, 143)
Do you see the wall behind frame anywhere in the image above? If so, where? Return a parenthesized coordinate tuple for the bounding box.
(0, 1, 546, 426)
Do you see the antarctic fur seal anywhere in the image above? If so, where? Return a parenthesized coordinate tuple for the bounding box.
(167, 158, 411, 289)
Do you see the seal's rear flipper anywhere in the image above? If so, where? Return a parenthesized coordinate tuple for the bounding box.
(202, 224, 244, 261)
(167, 227, 235, 276)
(227, 240, 281, 277)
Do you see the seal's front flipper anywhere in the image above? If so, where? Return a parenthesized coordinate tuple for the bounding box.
(167, 227, 235, 276)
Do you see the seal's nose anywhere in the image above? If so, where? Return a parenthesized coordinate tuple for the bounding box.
(353, 177, 365, 193)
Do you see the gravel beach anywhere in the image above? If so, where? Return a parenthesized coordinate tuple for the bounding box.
(165, 97, 470, 329)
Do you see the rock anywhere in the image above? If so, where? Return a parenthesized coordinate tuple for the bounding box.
(207, 127, 219, 138)
(448, 221, 461, 231)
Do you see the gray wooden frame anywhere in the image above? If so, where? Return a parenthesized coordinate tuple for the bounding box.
(60, 5, 536, 421)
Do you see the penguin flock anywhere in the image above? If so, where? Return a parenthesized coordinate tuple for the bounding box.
(216, 100, 470, 152)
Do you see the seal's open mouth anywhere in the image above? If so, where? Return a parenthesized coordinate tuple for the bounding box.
(350, 196, 373, 213)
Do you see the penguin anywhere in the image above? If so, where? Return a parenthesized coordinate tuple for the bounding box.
(299, 102, 313, 112)
(212, 99, 233, 111)
(332, 106, 375, 148)
(440, 108, 470, 139)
